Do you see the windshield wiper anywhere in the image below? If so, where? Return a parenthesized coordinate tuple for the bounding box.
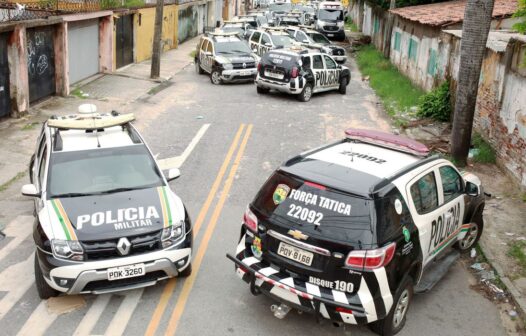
(51, 192, 95, 198)
(98, 186, 150, 195)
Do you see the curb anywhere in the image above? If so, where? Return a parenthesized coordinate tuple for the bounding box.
(479, 239, 526, 315)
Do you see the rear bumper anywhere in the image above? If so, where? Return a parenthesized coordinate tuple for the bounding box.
(255, 75, 301, 95)
(226, 234, 393, 325)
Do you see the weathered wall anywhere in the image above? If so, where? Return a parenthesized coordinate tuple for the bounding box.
(178, 4, 199, 43)
(134, 5, 179, 63)
(349, 0, 364, 29)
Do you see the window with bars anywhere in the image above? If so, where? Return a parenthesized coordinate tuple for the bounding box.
(427, 48, 438, 76)
(393, 32, 401, 52)
(408, 38, 418, 61)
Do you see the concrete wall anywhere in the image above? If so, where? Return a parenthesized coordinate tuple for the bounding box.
(134, 5, 179, 63)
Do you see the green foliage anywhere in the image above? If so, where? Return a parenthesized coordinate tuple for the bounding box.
(100, 0, 144, 9)
(471, 133, 496, 164)
(124, 0, 145, 8)
(344, 17, 359, 32)
(513, 0, 526, 34)
(509, 241, 526, 276)
(417, 81, 451, 121)
(355, 45, 424, 116)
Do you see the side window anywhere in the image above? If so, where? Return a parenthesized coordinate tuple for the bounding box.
(200, 39, 208, 51)
(302, 56, 311, 70)
(251, 31, 261, 43)
(439, 166, 463, 203)
(261, 34, 271, 45)
(206, 41, 213, 53)
(38, 147, 47, 189)
(297, 32, 308, 42)
(313, 55, 324, 69)
(324, 55, 337, 69)
(410, 172, 439, 214)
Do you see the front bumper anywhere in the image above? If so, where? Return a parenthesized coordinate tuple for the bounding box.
(221, 68, 258, 82)
(332, 55, 347, 64)
(37, 233, 192, 295)
(226, 234, 391, 325)
(255, 75, 300, 95)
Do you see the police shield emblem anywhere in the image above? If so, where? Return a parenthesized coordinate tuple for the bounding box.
(273, 184, 290, 205)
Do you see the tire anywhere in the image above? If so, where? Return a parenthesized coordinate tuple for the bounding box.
(369, 276, 413, 336)
(34, 252, 59, 300)
(339, 77, 348, 94)
(454, 209, 484, 252)
(256, 86, 270, 94)
(210, 70, 222, 85)
(179, 263, 192, 277)
(297, 83, 313, 102)
(195, 60, 204, 74)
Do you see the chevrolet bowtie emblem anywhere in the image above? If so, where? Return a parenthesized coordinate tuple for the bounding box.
(288, 229, 308, 240)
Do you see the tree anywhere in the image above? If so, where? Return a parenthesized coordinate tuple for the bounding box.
(513, 0, 526, 34)
(450, 0, 494, 166)
(150, 0, 164, 79)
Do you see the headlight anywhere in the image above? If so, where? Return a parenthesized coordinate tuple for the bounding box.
(161, 220, 185, 248)
(337, 21, 344, 27)
(322, 47, 332, 54)
(222, 63, 233, 70)
(51, 239, 84, 261)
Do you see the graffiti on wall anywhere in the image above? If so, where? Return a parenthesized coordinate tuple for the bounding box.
(178, 5, 198, 44)
(26, 27, 55, 103)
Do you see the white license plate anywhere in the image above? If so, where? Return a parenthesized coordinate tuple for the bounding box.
(264, 70, 284, 79)
(327, 34, 334, 37)
(277, 242, 313, 266)
(240, 70, 251, 76)
(107, 263, 145, 281)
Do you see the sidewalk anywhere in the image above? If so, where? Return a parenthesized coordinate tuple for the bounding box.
(0, 35, 199, 191)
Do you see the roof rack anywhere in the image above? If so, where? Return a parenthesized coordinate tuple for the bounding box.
(48, 107, 135, 130)
(207, 31, 240, 37)
(345, 128, 430, 157)
(263, 26, 287, 31)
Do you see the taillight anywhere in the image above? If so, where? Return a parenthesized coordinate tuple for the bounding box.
(291, 67, 298, 78)
(257, 62, 262, 72)
(345, 242, 396, 270)
(243, 207, 258, 232)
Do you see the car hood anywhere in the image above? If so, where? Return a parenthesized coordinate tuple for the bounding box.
(42, 186, 183, 241)
(217, 54, 256, 64)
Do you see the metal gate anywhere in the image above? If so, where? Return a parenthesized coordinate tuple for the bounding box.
(116, 15, 133, 69)
(0, 33, 10, 118)
(68, 19, 100, 84)
(27, 26, 56, 103)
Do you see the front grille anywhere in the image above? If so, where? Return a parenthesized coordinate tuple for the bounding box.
(323, 26, 338, 32)
(233, 62, 256, 69)
(81, 270, 167, 292)
(82, 230, 162, 261)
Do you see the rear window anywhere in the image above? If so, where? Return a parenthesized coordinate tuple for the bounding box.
(261, 52, 299, 68)
(252, 171, 373, 243)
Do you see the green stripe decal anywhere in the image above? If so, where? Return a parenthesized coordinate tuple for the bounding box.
(161, 187, 173, 226)
(52, 200, 71, 240)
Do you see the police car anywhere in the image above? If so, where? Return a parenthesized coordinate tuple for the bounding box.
(195, 32, 258, 85)
(255, 46, 350, 102)
(276, 13, 301, 26)
(227, 129, 484, 335)
(22, 106, 193, 299)
(286, 26, 347, 63)
(249, 27, 296, 57)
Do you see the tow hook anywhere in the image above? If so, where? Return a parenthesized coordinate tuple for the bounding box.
(270, 303, 291, 319)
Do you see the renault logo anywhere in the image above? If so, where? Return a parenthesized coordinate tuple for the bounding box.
(288, 229, 308, 241)
(242, 62, 247, 68)
(117, 237, 131, 256)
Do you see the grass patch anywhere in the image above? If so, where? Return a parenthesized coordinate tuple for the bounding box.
(21, 122, 39, 131)
(344, 17, 359, 32)
(189, 50, 197, 58)
(70, 88, 87, 99)
(471, 133, 496, 164)
(417, 81, 451, 121)
(0, 172, 26, 192)
(509, 241, 526, 276)
(355, 45, 424, 117)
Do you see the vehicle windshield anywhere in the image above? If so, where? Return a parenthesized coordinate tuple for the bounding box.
(318, 9, 344, 21)
(215, 40, 252, 54)
(270, 34, 294, 47)
(270, 3, 292, 12)
(252, 171, 374, 243)
(308, 32, 330, 44)
(48, 145, 163, 198)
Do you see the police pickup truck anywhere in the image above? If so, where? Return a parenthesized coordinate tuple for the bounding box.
(255, 46, 350, 101)
(286, 25, 347, 64)
(22, 105, 193, 299)
(227, 129, 484, 335)
(195, 32, 258, 85)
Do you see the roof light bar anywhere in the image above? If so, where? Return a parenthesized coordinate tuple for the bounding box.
(48, 112, 135, 130)
(345, 128, 429, 157)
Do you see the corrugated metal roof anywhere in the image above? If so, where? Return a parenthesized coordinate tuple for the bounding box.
(390, 0, 518, 27)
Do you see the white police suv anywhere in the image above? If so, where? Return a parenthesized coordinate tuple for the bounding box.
(22, 106, 192, 299)
(227, 129, 484, 335)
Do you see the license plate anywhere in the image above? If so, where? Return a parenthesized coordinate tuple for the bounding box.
(264, 70, 284, 80)
(327, 34, 334, 37)
(107, 263, 145, 281)
(240, 70, 251, 76)
(277, 242, 313, 266)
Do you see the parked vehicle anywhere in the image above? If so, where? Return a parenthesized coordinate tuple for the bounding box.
(195, 32, 258, 85)
(248, 27, 296, 57)
(287, 26, 347, 63)
(23, 107, 193, 299)
(227, 128, 485, 335)
(314, 1, 345, 41)
(254, 46, 350, 101)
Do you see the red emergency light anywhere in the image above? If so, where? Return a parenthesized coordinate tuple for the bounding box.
(345, 128, 430, 157)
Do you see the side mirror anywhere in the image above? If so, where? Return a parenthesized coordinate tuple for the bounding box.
(465, 182, 479, 197)
(21, 184, 40, 197)
(166, 168, 181, 182)
(265, 42, 272, 47)
(313, 15, 317, 20)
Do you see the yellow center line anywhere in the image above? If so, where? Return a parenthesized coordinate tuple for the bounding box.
(164, 124, 253, 336)
(144, 124, 246, 336)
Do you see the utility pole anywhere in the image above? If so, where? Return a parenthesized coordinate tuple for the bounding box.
(383, 0, 396, 58)
(151, 0, 164, 79)
(450, 0, 494, 165)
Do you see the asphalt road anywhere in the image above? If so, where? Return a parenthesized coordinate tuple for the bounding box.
(0, 58, 508, 336)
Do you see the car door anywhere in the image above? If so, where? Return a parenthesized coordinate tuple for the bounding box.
(204, 40, 214, 73)
(35, 139, 49, 212)
(249, 31, 261, 55)
(322, 54, 340, 89)
(198, 39, 211, 73)
(311, 54, 325, 91)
